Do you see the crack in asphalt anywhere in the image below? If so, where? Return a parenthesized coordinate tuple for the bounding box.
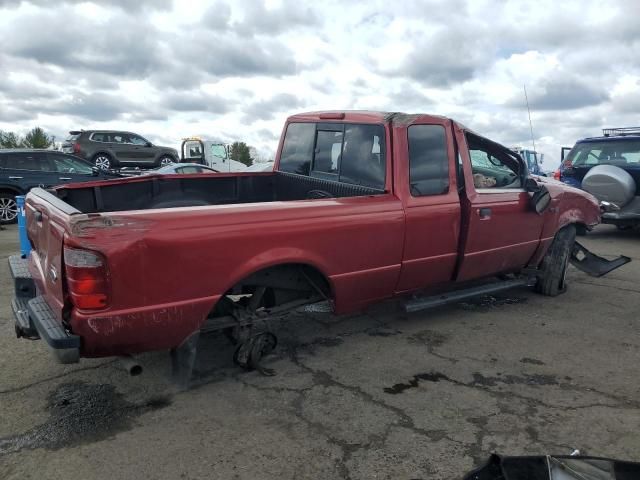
(230, 329, 640, 474)
(2, 301, 639, 475)
(0, 360, 117, 395)
(573, 280, 640, 295)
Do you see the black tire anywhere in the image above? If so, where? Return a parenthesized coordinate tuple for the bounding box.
(535, 225, 576, 297)
(0, 192, 19, 224)
(93, 153, 112, 170)
(159, 156, 175, 167)
(576, 224, 588, 236)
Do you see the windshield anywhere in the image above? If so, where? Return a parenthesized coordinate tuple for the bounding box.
(566, 140, 640, 167)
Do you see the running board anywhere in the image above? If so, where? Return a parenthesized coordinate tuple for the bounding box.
(570, 241, 631, 277)
(404, 278, 534, 314)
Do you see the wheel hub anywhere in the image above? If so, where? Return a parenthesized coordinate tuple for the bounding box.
(0, 197, 18, 222)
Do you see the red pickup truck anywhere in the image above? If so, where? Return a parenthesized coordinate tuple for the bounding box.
(9, 111, 629, 378)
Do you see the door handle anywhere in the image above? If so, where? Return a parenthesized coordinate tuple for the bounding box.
(59, 177, 72, 180)
(9, 176, 23, 179)
(478, 207, 492, 219)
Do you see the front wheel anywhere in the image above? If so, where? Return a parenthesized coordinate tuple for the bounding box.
(0, 193, 18, 224)
(535, 225, 576, 297)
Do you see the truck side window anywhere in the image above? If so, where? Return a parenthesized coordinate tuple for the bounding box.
(408, 124, 449, 196)
(339, 124, 386, 190)
(279, 123, 315, 175)
(467, 133, 523, 190)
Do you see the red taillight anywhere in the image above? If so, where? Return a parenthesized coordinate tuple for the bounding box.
(63, 246, 109, 309)
(553, 169, 561, 180)
(73, 142, 81, 154)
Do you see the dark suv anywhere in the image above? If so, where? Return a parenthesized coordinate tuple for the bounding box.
(558, 127, 640, 229)
(0, 149, 121, 223)
(62, 130, 179, 170)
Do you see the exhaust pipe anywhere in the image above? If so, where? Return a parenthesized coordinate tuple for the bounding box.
(119, 355, 143, 376)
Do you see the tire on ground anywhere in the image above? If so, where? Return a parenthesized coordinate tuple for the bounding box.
(0, 191, 19, 224)
(535, 224, 576, 297)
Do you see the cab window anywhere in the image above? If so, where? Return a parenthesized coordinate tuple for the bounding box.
(466, 133, 523, 190)
(408, 124, 449, 196)
(338, 124, 385, 189)
(279, 123, 315, 176)
(279, 122, 386, 189)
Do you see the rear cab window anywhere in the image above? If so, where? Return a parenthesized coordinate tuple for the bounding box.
(279, 122, 386, 190)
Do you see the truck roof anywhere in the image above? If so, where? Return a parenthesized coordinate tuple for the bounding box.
(287, 110, 450, 125)
(578, 135, 640, 144)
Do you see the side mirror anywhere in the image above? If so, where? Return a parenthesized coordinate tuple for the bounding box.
(146, 141, 153, 148)
(525, 177, 551, 214)
(532, 186, 551, 214)
(525, 177, 541, 192)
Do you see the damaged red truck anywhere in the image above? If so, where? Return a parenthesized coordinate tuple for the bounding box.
(9, 111, 630, 378)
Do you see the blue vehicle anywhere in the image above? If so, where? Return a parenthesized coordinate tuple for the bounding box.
(511, 147, 546, 176)
(558, 128, 640, 189)
(559, 128, 640, 229)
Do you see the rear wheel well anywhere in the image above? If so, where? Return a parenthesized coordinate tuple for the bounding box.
(212, 263, 332, 316)
(575, 222, 589, 236)
(0, 187, 23, 196)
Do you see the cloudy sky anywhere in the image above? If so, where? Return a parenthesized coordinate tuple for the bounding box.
(1, 0, 639, 164)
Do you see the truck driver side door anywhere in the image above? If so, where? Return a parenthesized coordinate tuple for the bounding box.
(455, 128, 545, 281)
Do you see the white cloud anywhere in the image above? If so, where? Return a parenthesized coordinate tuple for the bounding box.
(0, 0, 639, 164)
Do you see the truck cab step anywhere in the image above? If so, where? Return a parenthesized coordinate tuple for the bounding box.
(404, 277, 535, 313)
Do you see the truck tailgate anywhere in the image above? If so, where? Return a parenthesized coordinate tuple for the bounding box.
(25, 188, 79, 320)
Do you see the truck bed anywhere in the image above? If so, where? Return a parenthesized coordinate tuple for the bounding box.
(55, 171, 385, 213)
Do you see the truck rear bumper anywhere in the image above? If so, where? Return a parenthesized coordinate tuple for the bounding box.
(9, 255, 80, 364)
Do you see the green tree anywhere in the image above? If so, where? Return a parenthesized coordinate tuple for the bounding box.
(0, 131, 23, 148)
(22, 127, 54, 148)
(229, 141, 253, 167)
(0, 127, 55, 149)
